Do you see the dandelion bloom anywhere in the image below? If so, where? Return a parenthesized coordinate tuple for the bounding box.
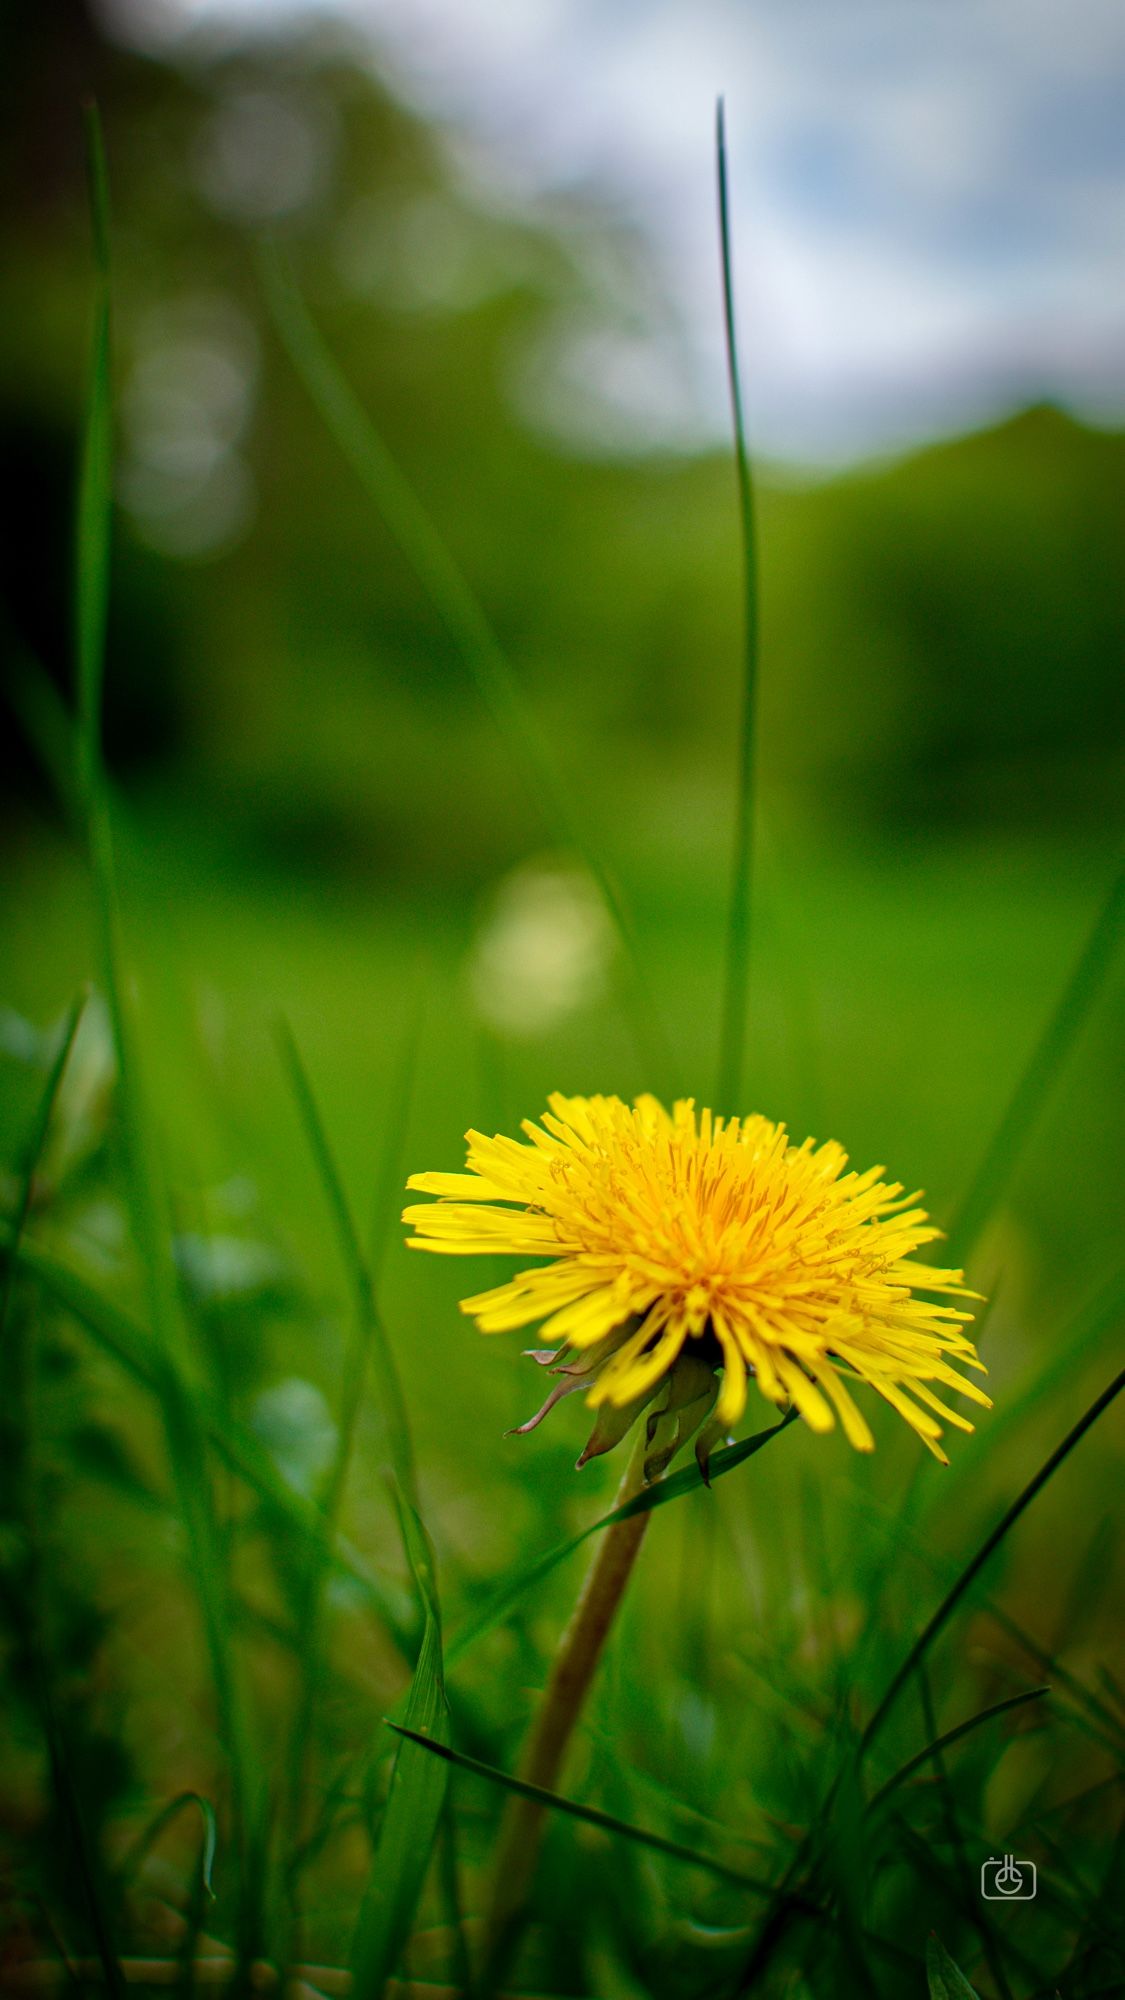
(404, 1093, 987, 1472)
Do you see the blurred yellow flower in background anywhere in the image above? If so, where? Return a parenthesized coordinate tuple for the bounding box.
(405, 1092, 987, 1470)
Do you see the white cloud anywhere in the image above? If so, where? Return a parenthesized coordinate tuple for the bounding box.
(98, 0, 1125, 461)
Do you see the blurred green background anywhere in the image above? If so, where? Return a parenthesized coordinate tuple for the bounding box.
(1, 5, 1123, 1996)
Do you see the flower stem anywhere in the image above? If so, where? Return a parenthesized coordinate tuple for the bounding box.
(479, 1431, 653, 1988)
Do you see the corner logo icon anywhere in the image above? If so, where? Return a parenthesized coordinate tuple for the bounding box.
(981, 1855, 1037, 1900)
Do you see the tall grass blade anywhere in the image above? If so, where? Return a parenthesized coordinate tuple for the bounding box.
(73, 109, 265, 1964)
(75, 105, 111, 810)
(926, 1935, 982, 2000)
(2, 1232, 410, 1646)
(369, 992, 423, 1280)
(445, 1411, 795, 1665)
(949, 866, 1125, 1265)
(0, 991, 122, 1994)
(386, 1725, 786, 1898)
(862, 1365, 1125, 1756)
(351, 1498, 449, 1997)
(277, 1019, 417, 1509)
(0, 629, 82, 830)
(0, 994, 84, 1345)
(714, 98, 761, 1115)
(117, 1793, 218, 1901)
(259, 242, 669, 1085)
(942, 1267, 1125, 1480)
(867, 1686, 1049, 1812)
(276, 1020, 425, 1938)
(917, 1671, 1016, 2000)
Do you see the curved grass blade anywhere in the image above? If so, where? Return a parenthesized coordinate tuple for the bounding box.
(0, 627, 83, 831)
(277, 1019, 417, 1511)
(387, 1724, 790, 1900)
(117, 1792, 217, 1900)
(445, 1410, 795, 1666)
(0, 994, 84, 1345)
(1, 1232, 410, 1647)
(862, 1365, 1125, 1757)
(73, 119, 266, 1954)
(351, 1498, 449, 1997)
(75, 105, 111, 810)
(714, 98, 762, 1116)
(368, 990, 424, 1282)
(0, 990, 122, 1996)
(276, 1022, 426, 1936)
(867, 1686, 1049, 1813)
(926, 1934, 983, 2000)
(259, 241, 670, 1087)
(844, 1475, 1125, 1761)
(949, 865, 1125, 1265)
(944, 1267, 1125, 1479)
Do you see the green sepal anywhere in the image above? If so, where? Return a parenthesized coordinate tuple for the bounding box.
(644, 1355, 720, 1481)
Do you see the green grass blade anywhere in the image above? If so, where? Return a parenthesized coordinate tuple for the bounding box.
(861, 1365, 1125, 1757)
(277, 1018, 417, 1511)
(843, 1476, 1125, 1760)
(926, 1935, 982, 2000)
(949, 865, 1125, 1265)
(40, 1698, 127, 1999)
(116, 1792, 217, 1900)
(259, 242, 670, 1086)
(75, 104, 112, 810)
(369, 992, 423, 1281)
(0, 628, 83, 831)
(351, 1497, 449, 1997)
(0, 993, 84, 1345)
(0, 988, 123, 1995)
(445, 1411, 794, 1665)
(387, 1724, 786, 1899)
(868, 1686, 1049, 1813)
(714, 99, 761, 1116)
(2, 1233, 410, 1645)
(276, 1021, 426, 1929)
(943, 1268, 1125, 1478)
(918, 1670, 1017, 2000)
(73, 113, 265, 1958)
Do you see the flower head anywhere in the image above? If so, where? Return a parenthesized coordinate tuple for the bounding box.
(404, 1093, 987, 1472)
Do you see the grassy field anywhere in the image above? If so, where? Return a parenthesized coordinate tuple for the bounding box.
(2, 54, 1124, 2000)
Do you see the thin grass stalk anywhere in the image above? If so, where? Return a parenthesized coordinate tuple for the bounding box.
(918, 1670, 1016, 2000)
(0, 996, 84, 1344)
(861, 1364, 1125, 1757)
(276, 1020, 417, 1508)
(3, 1231, 414, 1654)
(714, 98, 761, 1115)
(389, 1726, 788, 1901)
(0, 997, 124, 1990)
(74, 108, 266, 1976)
(259, 243, 670, 1088)
(274, 1022, 422, 1950)
(948, 864, 1125, 1266)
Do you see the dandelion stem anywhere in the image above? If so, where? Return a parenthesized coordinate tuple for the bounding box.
(480, 1430, 653, 1988)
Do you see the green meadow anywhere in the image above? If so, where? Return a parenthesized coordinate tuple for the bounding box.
(1, 22, 1123, 2000)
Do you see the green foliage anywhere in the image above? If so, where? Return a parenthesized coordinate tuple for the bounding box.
(1, 16, 1123, 2000)
(927, 1934, 983, 1999)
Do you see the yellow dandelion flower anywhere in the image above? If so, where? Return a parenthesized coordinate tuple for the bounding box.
(404, 1092, 988, 1471)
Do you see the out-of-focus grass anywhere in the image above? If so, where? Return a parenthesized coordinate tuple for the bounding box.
(2, 60, 1123, 2000)
(5, 779, 1122, 1995)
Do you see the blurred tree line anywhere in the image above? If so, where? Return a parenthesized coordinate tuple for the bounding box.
(2, 0, 1122, 893)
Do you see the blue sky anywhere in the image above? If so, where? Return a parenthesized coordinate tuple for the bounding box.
(100, 0, 1125, 463)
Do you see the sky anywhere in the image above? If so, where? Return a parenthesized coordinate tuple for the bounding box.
(100, 0, 1125, 463)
